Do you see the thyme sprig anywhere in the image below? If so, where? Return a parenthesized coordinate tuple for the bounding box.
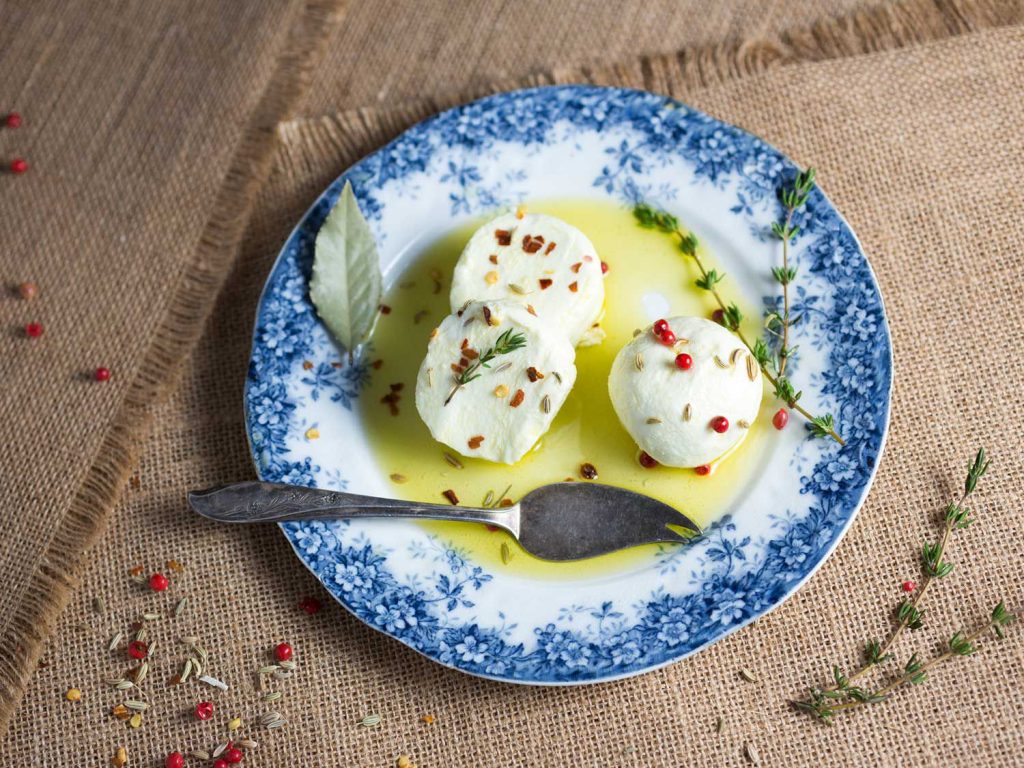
(768, 168, 815, 377)
(444, 329, 526, 405)
(795, 449, 1014, 723)
(634, 178, 844, 445)
(458, 329, 526, 385)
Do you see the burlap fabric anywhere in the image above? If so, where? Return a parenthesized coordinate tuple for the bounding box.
(3, 1, 1024, 765)
(0, 0, 345, 726)
(300, 0, 880, 115)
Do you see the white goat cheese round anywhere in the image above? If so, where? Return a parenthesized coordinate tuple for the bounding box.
(449, 212, 605, 347)
(608, 316, 763, 467)
(415, 299, 577, 464)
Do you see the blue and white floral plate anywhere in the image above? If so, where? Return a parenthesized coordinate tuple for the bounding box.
(245, 86, 892, 685)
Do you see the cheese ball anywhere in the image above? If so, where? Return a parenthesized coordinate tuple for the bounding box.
(608, 316, 763, 468)
(449, 212, 605, 347)
(415, 299, 577, 464)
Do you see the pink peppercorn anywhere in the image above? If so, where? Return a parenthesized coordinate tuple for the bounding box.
(274, 642, 293, 662)
(299, 596, 321, 614)
(149, 572, 169, 591)
(10, 158, 28, 174)
(772, 408, 790, 430)
(195, 701, 214, 721)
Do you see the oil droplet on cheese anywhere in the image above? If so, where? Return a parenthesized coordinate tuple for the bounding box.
(359, 199, 771, 579)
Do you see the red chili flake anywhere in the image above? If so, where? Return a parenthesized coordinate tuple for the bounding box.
(458, 356, 469, 368)
(601, 261, 610, 274)
(450, 363, 464, 374)
(711, 308, 726, 325)
(274, 642, 293, 662)
(772, 408, 789, 430)
(460, 338, 469, 349)
(5, 112, 22, 129)
(331, 361, 343, 369)
(485, 524, 499, 532)
(442, 489, 460, 505)
(299, 596, 322, 614)
(675, 353, 692, 370)
(464, 348, 479, 360)
(302, 360, 314, 370)
(482, 305, 493, 325)
(694, 464, 711, 476)
(128, 565, 145, 577)
(17, 281, 37, 300)
(638, 451, 658, 469)
(95, 367, 111, 382)
(390, 382, 404, 392)
(467, 435, 484, 449)
(380, 392, 401, 416)
(710, 416, 729, 433)
(522, 234, 545, 253)
(544, 241, 556, 254)
(526, 367, 544, 382)
(195, 701, 214, 721)
(538, 278, 553, 290)
(525, 304, 537, 316)
(149, 573, 169, 591)
(379, 304, 392, 315)
(128, 640, 148, 660)
(372, 359, 384, 369)
(24, 322, 43, 338)
(509, 389, 525, 407)
(495, 229, 512, 246)
(580, 462, 598, 480)
(10, 158, 28, 174)
(488, 254, 498, 264)
(568, 281, 578, 293)
(498, 498, 513, 507)
(901, 580, 917, 593)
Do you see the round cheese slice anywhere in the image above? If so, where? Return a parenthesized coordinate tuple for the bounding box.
(415, 299, 577, 464)
(449, 212, 605, 347)
(608, 316, 763, 468)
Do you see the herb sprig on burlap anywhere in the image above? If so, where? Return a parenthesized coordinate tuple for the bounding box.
(634, 169, 843, 444)
(794, 449, 1015, 723)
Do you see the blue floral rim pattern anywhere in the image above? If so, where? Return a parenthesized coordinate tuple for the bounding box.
(244, 85, 892, 685)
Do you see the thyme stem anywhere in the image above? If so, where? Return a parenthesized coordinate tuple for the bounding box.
(778, 206, 795, 377)
(824, 619, 1001, 715)
(821, 449, 989, 691)
(795, 450, 1013, 724)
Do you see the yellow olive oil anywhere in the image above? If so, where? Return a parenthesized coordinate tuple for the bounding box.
(358, 199, 770, 578)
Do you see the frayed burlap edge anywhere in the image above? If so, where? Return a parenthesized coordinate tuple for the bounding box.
(284, 0, 1021, 155)
(0, 0, 347, 732)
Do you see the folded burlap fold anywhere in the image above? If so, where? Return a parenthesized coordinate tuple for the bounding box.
(3, 1, 1023, 765)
